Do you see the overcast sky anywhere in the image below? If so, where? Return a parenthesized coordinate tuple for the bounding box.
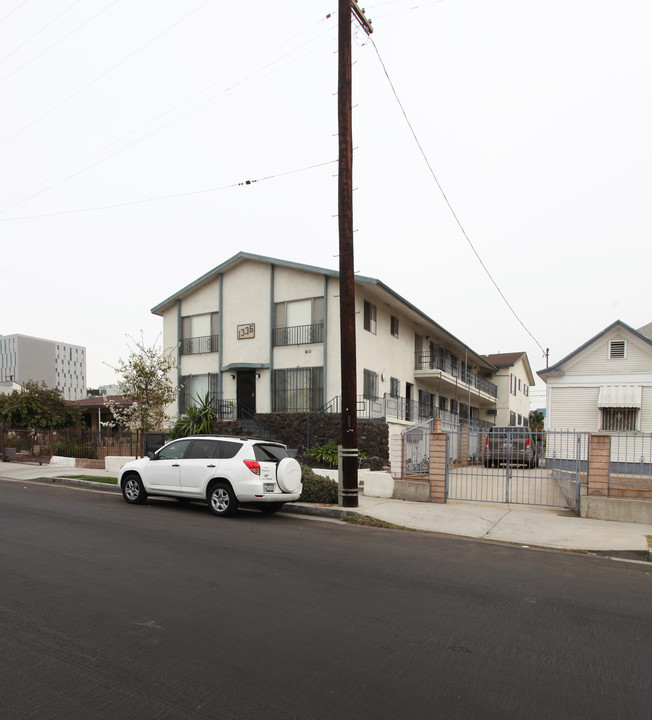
(1, 0, 650, 409)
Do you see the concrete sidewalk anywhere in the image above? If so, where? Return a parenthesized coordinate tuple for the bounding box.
(2, 461, 651, 560)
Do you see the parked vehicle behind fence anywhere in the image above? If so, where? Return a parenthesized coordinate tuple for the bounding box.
(484, 426, 537, 468)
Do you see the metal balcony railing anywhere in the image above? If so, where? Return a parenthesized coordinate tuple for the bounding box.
(180, 334, 219, 355)
(414, 352, 497, 398)
(273, 322, 324, 347)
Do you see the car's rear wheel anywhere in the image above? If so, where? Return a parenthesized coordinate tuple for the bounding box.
(208, 482, 238, 517)
(122, 474, 147, 504)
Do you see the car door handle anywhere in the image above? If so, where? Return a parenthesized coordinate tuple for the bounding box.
(207, 464, 216, 468)
(172, 463, 180, 467)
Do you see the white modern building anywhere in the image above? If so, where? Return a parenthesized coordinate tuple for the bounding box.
(152, 252, 500, 431)
(0, 334, 86, 401)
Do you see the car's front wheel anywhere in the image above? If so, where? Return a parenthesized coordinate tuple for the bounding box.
(122, 474, 147, 504)
(208, 482, 239, 517)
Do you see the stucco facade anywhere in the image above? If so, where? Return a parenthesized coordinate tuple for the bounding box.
(152, 252, 499, 427)
(481, 352, 535, 427)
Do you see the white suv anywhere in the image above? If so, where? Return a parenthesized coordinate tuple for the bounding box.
(118, 436, 302, 517)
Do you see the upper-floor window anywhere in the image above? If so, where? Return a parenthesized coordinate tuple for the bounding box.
(363, 300, 377, 335)
(390, 315, 399, 338)
(182, 313, 219, 355)
(609, 340, 625, 359)
(274, 297, 324, 346)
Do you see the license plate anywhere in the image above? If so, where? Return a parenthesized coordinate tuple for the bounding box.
(264, 483, 275, 493)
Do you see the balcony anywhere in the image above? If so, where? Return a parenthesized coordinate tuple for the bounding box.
(414, 352, 497, 398)
(273, 322, 324, 347)
(181, 334, 219, 355)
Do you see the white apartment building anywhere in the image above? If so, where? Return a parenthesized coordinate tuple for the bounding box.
(481, 352, 535, 427)
(152, 252, 499, 431)
(0, 334, 86, 401)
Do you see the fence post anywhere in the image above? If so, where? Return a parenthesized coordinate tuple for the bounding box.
(0, 422, 4, 461)
(428, 432, 447, 504)
(50, 428, 54, 459)
(588, 433, 610, 496)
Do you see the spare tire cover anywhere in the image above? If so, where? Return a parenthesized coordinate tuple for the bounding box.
(276, 457, 302, 493)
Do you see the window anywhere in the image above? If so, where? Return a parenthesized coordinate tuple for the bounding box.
(182, 313, 219, 354)
(439, 396, 448, 412)
(273, 366, 323, 412)
(363, 369, 379, 399)
(609, 341, 626, 359)
(390, 315, 399, 338)
(274, 297, 324, 346)
(157, 439, 192, 460)
(601, 408, 637, 432)
(363, 300, 377, 334)
(187, 439, 220, 459)
(524, 385, 529, 397)
(510, 411, 516, 426)
(450, 399, 459, 415)
(390, 377, 400, 398)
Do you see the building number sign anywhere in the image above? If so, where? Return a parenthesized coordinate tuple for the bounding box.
(237, 323, 255, 340)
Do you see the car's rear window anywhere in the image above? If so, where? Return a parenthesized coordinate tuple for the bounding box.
(219, 441, 242, 459)
(253, 444, 289, 462)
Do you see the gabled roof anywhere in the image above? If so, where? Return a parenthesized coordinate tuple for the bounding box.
(481, 352, 535, 385)
(537, 320, 652, 380)
(151, 251, 497, 371)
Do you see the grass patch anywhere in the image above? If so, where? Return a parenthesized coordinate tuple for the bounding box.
(60, 475, 118, 485)
(341, 514, 407, 530)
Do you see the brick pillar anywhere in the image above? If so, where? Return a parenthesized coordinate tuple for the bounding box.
(460, 424, 468, 466)
(588, 434, 610, 496)
(428, 432, 447, 504)
(432, 418, 442, 433)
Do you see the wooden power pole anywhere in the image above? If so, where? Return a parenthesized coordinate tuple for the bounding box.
(338, 1, 372, 508)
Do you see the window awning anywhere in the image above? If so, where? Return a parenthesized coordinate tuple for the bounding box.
(597, 385, 642, 408)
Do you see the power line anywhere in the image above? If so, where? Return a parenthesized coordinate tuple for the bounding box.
(0, 0, 118, 82)
(368, 36, 546, 357)
(0, 12, 337, 214)
(0, 0, 213, 149)
(0, 158, 338, 221)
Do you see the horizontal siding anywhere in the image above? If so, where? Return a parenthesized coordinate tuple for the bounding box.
(571, 333, 652, 376)
(549, 387, 600, 431)
(640, 387, 652, 432)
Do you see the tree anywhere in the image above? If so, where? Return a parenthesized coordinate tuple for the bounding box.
(529, 409, 545, 432)
(169, 392, 217, 438)
(0, 381, 83, 428)
(104, 334, 178, 433)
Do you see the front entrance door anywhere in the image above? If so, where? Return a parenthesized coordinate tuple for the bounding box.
(237, 370, 256, 419)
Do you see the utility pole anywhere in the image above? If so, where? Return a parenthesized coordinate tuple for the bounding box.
(338, 0, 372, 508)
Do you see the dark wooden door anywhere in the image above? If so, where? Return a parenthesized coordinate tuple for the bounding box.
(236, 370, 256, 418)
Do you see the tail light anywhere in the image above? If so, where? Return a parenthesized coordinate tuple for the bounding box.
(485, 438, 490, 447)
(526, 438, 530, 449)
(244, 460, 260, 475)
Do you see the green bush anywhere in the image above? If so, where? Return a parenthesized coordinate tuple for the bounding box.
(305, 443, 366, 468)
(299, 464, 338, 504)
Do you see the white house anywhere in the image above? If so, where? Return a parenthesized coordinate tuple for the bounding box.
(481, 352, 534, 427)
(151, 252, 500, 432)
(537, 320, 652, 432)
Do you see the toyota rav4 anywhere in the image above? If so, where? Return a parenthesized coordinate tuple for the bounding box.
(118, 436, 302, 517)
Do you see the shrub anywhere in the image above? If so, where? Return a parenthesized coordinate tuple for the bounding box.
(298, 464, 338, 504)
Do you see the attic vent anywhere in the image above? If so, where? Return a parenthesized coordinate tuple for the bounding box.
(609, 341, 625, 359)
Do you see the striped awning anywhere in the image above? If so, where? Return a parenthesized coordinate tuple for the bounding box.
(597, 385, 642, 408)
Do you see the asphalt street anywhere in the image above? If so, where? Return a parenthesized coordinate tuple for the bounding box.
(1, 480, 651, 719)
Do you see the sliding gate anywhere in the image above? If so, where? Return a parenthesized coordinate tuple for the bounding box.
(446, 430, 589, 511)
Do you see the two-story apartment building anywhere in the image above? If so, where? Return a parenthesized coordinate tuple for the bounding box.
(481, 352, 535, 427)
(152, 252, 499, 431)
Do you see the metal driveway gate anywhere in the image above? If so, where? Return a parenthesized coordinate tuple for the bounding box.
(446, 430, 590, 511)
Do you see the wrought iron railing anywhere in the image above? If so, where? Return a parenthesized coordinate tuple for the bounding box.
(181, 334, 219, 355)
(414, 352, 498, 398)
(273, 322, 324, 347)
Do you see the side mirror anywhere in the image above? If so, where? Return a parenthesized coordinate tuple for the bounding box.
(147, 451, 157, 460)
